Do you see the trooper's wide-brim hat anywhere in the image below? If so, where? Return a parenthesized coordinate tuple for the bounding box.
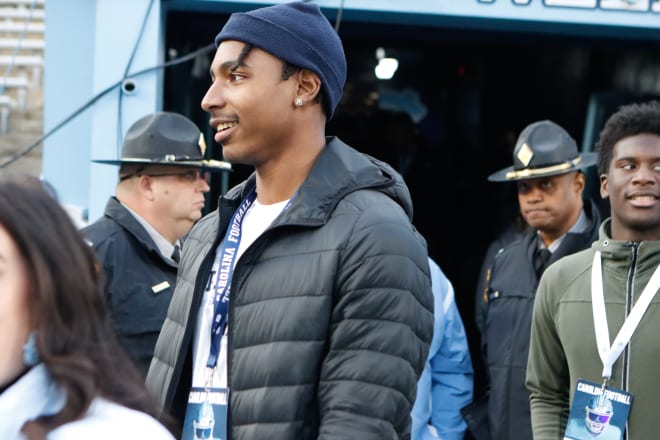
(488, 119, 597, 182)
(93, 112, 231, 172)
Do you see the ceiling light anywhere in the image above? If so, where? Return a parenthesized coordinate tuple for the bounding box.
(375, 58, 399, 80)
(375, 47, 399, 80)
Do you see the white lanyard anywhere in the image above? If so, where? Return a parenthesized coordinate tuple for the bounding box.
(591, 251, 660, 379)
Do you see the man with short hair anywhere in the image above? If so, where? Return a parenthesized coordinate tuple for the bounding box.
(83, 111, 230, 378)
(146, 3, 434, 439)
(526, 100, 660, 440)
(465, 120, 602, 440)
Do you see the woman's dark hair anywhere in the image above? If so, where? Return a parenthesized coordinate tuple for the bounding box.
(0, 173, 177, 438)
(595, 100, 660, 176)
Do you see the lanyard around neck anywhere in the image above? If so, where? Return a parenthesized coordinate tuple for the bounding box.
(591, 251, 660, 379)
(206, 190, 257, 369)
(205, 189, 297, 370)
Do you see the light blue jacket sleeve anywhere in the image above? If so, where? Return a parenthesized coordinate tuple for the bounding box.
(411, 258, 474, 440)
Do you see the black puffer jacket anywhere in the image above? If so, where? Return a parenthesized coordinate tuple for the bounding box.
(146, 137, 434, 440)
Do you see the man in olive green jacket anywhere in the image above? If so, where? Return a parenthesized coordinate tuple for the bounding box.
(526, 100, 660, 440)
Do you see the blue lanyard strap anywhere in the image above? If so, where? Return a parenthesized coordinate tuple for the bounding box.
(207, 190, 256, 368)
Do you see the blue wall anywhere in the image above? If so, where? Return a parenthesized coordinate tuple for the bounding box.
(44, 0, 162, 222)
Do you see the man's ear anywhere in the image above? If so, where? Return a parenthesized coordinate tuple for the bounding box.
(296, 69, 322, 103)
(574, 171, 586, 192)
(599, 174, 609, 200)
(138, 174, 156, 201)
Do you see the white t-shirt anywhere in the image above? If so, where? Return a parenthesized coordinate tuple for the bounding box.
(192, 198, 290, 388)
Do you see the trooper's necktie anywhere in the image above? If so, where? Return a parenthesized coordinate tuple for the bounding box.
(171, 245, 181, 263)
(534, 248, 551, 278)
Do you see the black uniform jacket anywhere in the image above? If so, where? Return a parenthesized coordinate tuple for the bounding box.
(470, 199, 601, 440)
(83, 197, 178, 377)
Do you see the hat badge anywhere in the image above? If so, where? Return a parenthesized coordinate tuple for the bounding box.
(198, 133, 207, 156)
(517, 142, 533, 167)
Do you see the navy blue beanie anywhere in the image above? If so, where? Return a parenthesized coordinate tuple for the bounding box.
(215, 1, 346, 120)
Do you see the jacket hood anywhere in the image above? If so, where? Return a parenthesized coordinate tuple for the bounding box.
(225, 136, 414, 223)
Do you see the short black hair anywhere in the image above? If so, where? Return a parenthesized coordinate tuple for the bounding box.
(595, 100, 660, 175)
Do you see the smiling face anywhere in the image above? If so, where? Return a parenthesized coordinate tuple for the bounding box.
(600, 133, 660, 242)
(201, 41, 299, 167)
(0, 223, 32, 388)
(517, 171, 585, 243)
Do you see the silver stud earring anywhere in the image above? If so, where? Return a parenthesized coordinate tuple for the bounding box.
(294, 98, 303, 107)
(23, 331, 39, 366)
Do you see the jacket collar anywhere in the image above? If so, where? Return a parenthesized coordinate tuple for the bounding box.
(594, 218, 660, 261)
(220, 137, 414, 224)
(105, 197, 169, 262)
